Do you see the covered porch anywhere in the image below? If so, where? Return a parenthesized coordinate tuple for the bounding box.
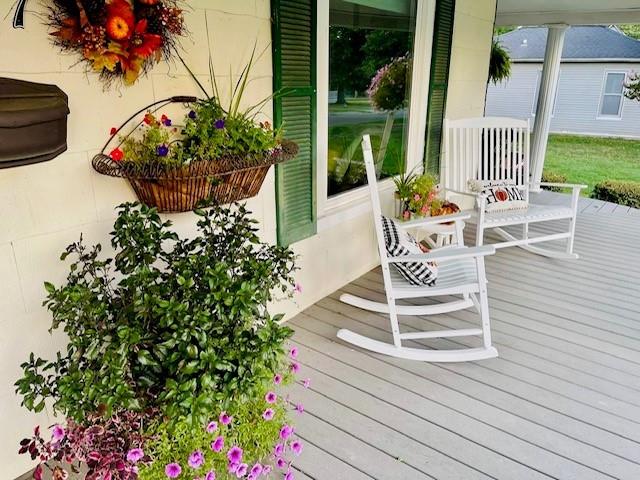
(289, 192, 640, 479)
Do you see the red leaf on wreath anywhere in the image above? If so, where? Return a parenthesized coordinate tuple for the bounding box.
(50, 17, 82, 42)
(129, 20, 163, 58)
(139, 0, 160, 4)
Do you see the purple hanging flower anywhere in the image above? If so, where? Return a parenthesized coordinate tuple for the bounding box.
(188, 450, 204, 468)
(265, 391, 277, 404)
(165, 463, 182, 478)
(214, 119, 225, 129)
(206, 421, 218, 433)
(235, 463, 248, 477)
(156, 144, 169, 157)
(289, 346, 299, 359)
(205, 471, 216, 480)
(51, 425, 65, 442)
(276, 458, 287, 470)
(273, 374, 283, 385)
(295, 403, 304, 414)
(290, 362, 300, 374)
(302, 378, 311, 388)
(126, 448, 144, 463)
(279, 425, 293, 441)
(291, 440, 303, 456)
(262, 465, 272, 476)
(262, 408, 275, 421)
(188, 110, 197, 119)
(228, 463, 239, 474)
(250, 464, 263, 477)
(284, 470, 295, 480)
(227, 446, 243, 464)
(211, 436, 224, 453)
(219, 412, 232, 425)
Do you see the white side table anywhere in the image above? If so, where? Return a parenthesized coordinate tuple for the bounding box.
(412, 220, 465, 249)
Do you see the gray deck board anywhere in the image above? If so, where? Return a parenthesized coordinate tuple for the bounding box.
(290, 193, 640, 479)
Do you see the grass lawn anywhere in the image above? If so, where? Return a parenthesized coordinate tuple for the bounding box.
(544, 134, 640, 196)
(328, 98, 374, 113)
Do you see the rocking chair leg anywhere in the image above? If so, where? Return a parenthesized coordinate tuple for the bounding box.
(476, 225, 484, 246)
(387, 296, 402, 348)
(475, 257, 493, 349)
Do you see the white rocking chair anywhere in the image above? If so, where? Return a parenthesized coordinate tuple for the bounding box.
(443, 117, 586, 259)
(337, 135, 499, 362)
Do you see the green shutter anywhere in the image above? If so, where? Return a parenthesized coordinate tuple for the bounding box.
(272, 0, 317, 246)
(425, 0, 455, 174)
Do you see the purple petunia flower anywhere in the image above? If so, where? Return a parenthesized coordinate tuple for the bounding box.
(156, 144, 169, 157)
(290, 362, 300, 374)
(206, 421, 218, 433)
(274, 443, 284, 457)
(262, 408, 275, 420)
(214, 119, 225, 129)
(235, 463, 248, 477)
(250, 463, 263, 477)
(265, 391, 277, 404)
(126, 448, 144, 463)
(219, 412, 232, 425)
(262, 465, 272, 476)
(279, 425, 293, 440)
(284, 469, 295, 480)
(205, 471, 216, 480)
(228, 463, 239, 474)
(188, 450, 204, 468)
(273, 374, 283, 385)
(291, 440, 303, 456)
(227, 446, 243, 464)
(165, 463, 182, 478)
(295, 403, 304, 414)
(51, 425, 65, 442)
(293, 283, 302, 294)
(303, 378, 311, 388)
(276, 458, 286, 470)
(289, 346, 299, 359)
(211, 436, 224, 453)
(188, 110, 197, 119)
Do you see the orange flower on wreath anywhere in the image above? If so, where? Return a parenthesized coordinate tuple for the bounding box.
(105, 0, 135, 40)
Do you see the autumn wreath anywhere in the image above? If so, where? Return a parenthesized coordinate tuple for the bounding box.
(47, 0, 185, 86)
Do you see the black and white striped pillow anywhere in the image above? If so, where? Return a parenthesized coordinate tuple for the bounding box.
(381, 216, 438, 286)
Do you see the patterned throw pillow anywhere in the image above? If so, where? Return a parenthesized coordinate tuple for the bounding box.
(468, 179, 528, 212)
(380, 216, 438, 286)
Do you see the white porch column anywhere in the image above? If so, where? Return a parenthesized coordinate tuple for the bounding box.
(530, 24, 568, 188)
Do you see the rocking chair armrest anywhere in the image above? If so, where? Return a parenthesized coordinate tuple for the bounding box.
(398, 212, 471, 229)
(388, 246, 496, 264)
(532, 182, 587, 190)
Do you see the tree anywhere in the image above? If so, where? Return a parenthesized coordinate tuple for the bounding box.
(329, 27, 367, 104)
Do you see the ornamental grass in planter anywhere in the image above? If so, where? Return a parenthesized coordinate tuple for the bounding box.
(16, 203, 308, 480)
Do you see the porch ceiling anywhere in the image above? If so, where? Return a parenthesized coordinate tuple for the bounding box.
(495, 0, 640, 26)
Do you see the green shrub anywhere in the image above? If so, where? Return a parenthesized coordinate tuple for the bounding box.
(592, 180, 640, 208)
(15, 203, 297, 425)
(489, 39, 512, 84)
(541, 170, 567, 192)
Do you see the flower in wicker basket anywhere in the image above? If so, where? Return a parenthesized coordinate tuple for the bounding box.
(92, 49, 298, 212)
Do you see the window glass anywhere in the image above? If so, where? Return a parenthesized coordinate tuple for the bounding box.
(601, 95, 622, 116)
(328, 0, 417, 197)
(604, 73, 625, 94)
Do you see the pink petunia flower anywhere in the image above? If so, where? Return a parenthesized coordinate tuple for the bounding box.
(165, 463, 182, 478)
(219, 412, 232, 425)
(289, 346, 299, 359)
(235, 463, 248, 477)
(295, 403, 304, 414)
(51, 425, 65, 442)
(279, 425, 293, 440)
(291, 440, 304, 456)
(302, 378, 311, 388)
(188, 450, 204, 468)
(293, 283, 302, 294)
(227, 446, 243, 464)
(211, 436, 224, 453)
(262, 465, 272, 476)
(250, 463, 263, 477)
(276, 458, 287, 469)
(126, 448, 144, 463)
(206, 421, 218, 433)
(205, 471, 216, 480)
(290, 362, 300, 374)
(262, 408, 275, 421)
(284, 470, 295, 480)
(274, 443, 284, 457)
(265, 391, 277, 404)
(273, 374, 283, 385)
(228, 463, 239, 474)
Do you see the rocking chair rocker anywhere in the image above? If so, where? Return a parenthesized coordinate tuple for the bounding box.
(337, 135, 498, 362)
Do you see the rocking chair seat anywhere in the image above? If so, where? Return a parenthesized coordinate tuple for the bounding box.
(390, 254, 479, 299)
(480, 204, 574, 227)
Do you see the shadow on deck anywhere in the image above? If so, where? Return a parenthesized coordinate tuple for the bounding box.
(290, 192, 640, 479)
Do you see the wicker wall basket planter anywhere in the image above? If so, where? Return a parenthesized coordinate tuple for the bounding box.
(91, 97, 298, 213)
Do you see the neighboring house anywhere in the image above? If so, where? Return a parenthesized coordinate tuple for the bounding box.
(486, 25, 640, 138)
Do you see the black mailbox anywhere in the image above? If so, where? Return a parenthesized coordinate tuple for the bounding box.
(0, 77, 70, 169)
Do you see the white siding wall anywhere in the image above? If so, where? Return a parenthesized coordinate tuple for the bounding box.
(486, 62, 640, 138)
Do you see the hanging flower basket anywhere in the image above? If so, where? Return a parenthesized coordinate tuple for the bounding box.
(92, 96, 298, 212)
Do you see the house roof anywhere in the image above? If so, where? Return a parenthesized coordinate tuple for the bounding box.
(497, 25, 640, 62)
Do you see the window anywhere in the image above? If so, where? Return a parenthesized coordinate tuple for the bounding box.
(326, 0, 418, 197)
(531, 69, 560, 116)
(599, 72, 626, 117)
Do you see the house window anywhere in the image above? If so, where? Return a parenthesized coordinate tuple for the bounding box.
(599, 72, 626, 117)
(532, 69, 560, 116)
(326, 0, 417, 197)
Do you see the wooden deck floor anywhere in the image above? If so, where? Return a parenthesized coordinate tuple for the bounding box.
(289, 193, 640, 480)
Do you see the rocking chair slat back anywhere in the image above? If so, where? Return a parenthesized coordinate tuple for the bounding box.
(443, 117, 530, 200)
